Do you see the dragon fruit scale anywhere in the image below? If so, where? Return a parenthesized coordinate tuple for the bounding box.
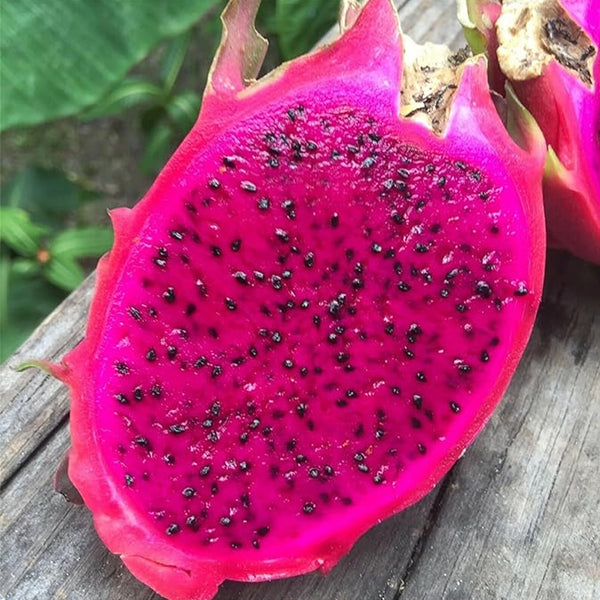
(459, 0, 600, 264)
(46, 1, 546, 598)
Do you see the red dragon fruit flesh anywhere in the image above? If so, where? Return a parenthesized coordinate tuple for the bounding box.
(44, 1, 546, 598)
(460, 0, 600, 264)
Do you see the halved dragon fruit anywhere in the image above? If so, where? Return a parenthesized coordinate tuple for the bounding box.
(46, 1, 546, 598)
(459, 0, 600, 264)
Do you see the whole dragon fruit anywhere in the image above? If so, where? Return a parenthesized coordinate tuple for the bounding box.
(46, 0, 546, 598)
(459, 0, 600, 264)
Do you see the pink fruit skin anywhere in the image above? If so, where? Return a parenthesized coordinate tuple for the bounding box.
(524, 0, 600, 264)
(50, 1, 546, 599)
(464, 0, 600, 264)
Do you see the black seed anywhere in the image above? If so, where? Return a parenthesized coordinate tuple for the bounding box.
(361, 156, 376, 169)
(296, 403, 308, 417)
(211, 483, 219, 494)
(397, 167, 410, 179)
(455, 160, 467, 170)
(304, 252, 314, 268)
(198, 465, 211, 478)
(211, 365, 223, 378)
(336, 352, 350, 363)
(480, 349, 490, 362)
(248, 346, 258, 358)
(415, 243, 429, 253)
(125, 474, 134, 487)
(371, 242, 383, 254)
(330, 213, 340, 228)
(220, 516, 232, 527)
(162, 287, 176, 303)
(494, 297, 503, 311)
(375, 428, 385, 440)
(163, 453, 175, 465)
(271, 275, 283, 290)
(283, 358, 294, 369)
(352, 277, 364, 289)
(225, 297, 237, 311)
(271, 331, 282, 343)
(456, 303, 468, 313)
(357, 463, 369, 473)
(354, 452, 365, 462)
(391, 211, 404, 224)
(475, 281, 492, 298)
(385, 323, 395, 335)
(397, 281, 411, 292)
(239, 461, 250, 472)
(202, 419, 213, 428)
(411, 417, 422, 429)
(166, 523, 180, 535)
(182, 487, 196, 498)
(145, 348, 157, 362)
(195, 356, 208, 368)
(373, 473, 385, 485)
(133, 386, 143, 401)
(491, 336, 500, 347)
(490, 224, 499, 234)
(170, 424, 186, 434)
(223, 155, 236, 168)
(440, 288, 450, 298)
(417, 443, 427, 454)
(437, 176, 446, 187)
(346, 389, 357, 398)
(241, 181, 257, 193)
(153, 257, 167, 269)
(313, 315, 321, 327)
(514, 283, 528, 296)
(391, 386, 400, 396)
(151, 384, 162, 398)
(115, 362, 129, 375)
(458, 363, 472, 373)
(336, 398, 348, 407)
(186, 516, 199, 531)
(275, 228, 290, 243)
(296, 454, 308, 464)
(416, 371, 427, 382)
(450, 401, 461, 413)
(208, 178, 220, 189)
(327, 332, 338, 344)
(128, 307, 142, 321)
(249, 418, 260, 430)
(303, 502, 316, 514)
(115, 393, 128, 404)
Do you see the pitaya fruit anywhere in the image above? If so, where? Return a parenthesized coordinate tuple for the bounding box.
(459, 0, 600, 264)
(44, 0, 546, 598)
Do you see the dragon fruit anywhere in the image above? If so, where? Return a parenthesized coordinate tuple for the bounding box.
(45, 0, 546, 598)
(459, 0, 600, 264)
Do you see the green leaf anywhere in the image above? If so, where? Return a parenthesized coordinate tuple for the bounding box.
(80, 77, 163, 121)
(161, 32, 192, 93)
(140, 122, 175, 175)
(274, 0, 339, 60)
(0, 207, 48, 256)
(0, 166, 97, 230)
(0, 266, 67, 363)
(44, 255, 85, 292)
(166, 92, 202, 132)
(1, 0, 219, 131)
(48, 227, 113, 259)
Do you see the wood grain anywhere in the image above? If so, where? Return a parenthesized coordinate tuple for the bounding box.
(1, 1, 599, 599)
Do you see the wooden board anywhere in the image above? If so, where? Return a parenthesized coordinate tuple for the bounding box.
(1, 1, 599, 599)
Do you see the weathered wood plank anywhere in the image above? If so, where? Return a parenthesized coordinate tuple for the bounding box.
(0, 275, 95, 488)
(398, 252, 600, 600)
